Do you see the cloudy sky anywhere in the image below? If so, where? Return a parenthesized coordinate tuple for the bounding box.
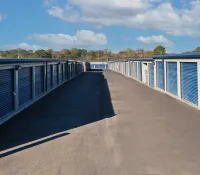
(0, 0, 200, 52)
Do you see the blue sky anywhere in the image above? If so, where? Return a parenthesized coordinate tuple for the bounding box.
(0, 0, 200, 53)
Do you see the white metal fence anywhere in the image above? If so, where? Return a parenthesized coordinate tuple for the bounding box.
(108, 55, 200, 109)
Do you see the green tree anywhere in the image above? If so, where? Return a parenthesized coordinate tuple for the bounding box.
(70, 48, 79, 59)
(33, 50, 51, 58)
(193, 47, 200, 52)
(58, 49, 68, 59)
(153, 45, 166, 55)
(18, 49, 32, 58)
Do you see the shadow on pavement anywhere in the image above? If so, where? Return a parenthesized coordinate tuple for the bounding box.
(88, 69, 104, 72)
(0, 71, 115, 157)
(0, 133, 69, 158)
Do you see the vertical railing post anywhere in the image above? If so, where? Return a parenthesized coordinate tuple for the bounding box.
(128, 62, 130, 77)
(44, 64, 47, 92)
(164, 60, 167, 91)
(148, 63, 150, 86)
(57, 63, 59, 85)
(14, 67, 19, 111)
(32, 66, 36, 100)
(177, 61, 181, 99)
(58, 63, 60, 84)
(137, 62, 139, 80)
(63, 63, 65, 81)
(197, 61, 200, 107)
(154, 61, 157, 88)
(66, 62, 69, 80)
(51, 64, 54, 88)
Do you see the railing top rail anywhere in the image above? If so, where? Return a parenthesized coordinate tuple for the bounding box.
(128, 58, 153, 62)
(108, 59, 127, 62)
(108, 58, 153, 62)
(153, 53, 200, 59)
(89, 61, 108, 63)
(0, 58, 80, 64)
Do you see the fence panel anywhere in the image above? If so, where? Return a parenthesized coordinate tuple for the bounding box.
(64, 63, 68, 80)
(35, 66, 44, 97)
(166, 62, 178, 96)
(19, 67, 32, 107)
(149, 63, 154, 88)
(47, 65, 52, 91)
(181, 62, 198, 105)
(156, 61, 165, 90)
(53, 64, 58, 87)
(0, 69, 14, 119)
(58, 64, 62, 84)
(133, 62, 137, 78)
(138, 62, 142, 81)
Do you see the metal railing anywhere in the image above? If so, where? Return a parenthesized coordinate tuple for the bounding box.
(89, 61, 108, 69)
(0, 58, 83, 125)
(108, 54, 200, 109)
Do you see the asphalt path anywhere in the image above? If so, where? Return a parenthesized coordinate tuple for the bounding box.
(1, 70, 200, 175)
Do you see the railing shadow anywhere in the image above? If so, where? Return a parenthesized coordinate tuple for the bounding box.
(89, 69, 104, 72)
(0, 71, 116, 157)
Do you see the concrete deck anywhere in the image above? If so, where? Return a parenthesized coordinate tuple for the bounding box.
(1, 70, 200, 175)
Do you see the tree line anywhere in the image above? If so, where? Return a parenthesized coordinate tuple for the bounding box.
(0, 46, 168, 60)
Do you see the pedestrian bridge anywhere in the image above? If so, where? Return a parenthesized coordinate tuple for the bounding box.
(1, 55, 200, 175)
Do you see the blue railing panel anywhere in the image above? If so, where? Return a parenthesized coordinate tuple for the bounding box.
(166, 62, 178, 96)
(130, 62, 133, 77)
(138, 62, 142, 81)
(91, 64, 107, 69)
(0, 59, 81, 125)
(61, 64, 64, 81)
(181, 62, 198, 105)
(68, 64, 71, 79)
(47, 65, 52, 91)
(71, 63, 73, 77)
(0, 69, 14, 119)
(133, 62, 137, 78)
(64, 63, 68, 80)
(35, 66, 44, 97)
(149, 63, 154, 88)
(19, 67, 32, 107)
(156, 61, 165, 90)
(58, 64, 62, 83)
(53, 64, 58, 87)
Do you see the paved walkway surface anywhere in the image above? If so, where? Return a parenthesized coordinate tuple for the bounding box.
(1, 70, 200, 175)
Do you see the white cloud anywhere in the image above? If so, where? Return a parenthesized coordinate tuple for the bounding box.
(0, 43, 48, 51)
(46, 0, 200, 37)
(28, 30, 107, 48)
(0, 13, 6, 21)
(43, 0, 50, 7)
(137, 35, 173, 47)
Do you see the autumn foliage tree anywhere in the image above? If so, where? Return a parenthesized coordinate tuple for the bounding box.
(153, 45, 166, 56)
(0, 47, 157, 60)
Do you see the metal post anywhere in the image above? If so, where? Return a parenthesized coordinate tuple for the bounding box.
(137, 62, 139, 80)
(14, 68, 19, 111)
(63, 63, 65, 81)
(57, 64, 59, 85)
(51, 64, 54, 88)
(177, 61, 181, 99)
(198, 61, 200, 107)
(154, 61, 157, 88)
(32, 66, 36, 100)
(164, 60, 167, 91)
(44, 64, 47, 92)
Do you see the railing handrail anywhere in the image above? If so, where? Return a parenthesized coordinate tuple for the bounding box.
(0, 58, 73, 64)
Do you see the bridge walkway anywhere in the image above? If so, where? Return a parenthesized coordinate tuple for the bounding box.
(1, 70, 200, 175)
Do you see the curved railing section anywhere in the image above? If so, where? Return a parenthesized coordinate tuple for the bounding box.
(0, 58, 83, 125)
(108, 54, 200, 109)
